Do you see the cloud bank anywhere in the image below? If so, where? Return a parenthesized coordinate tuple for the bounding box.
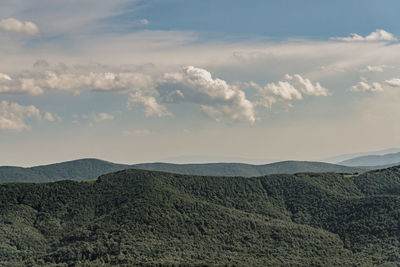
(331, 29, 397, 42)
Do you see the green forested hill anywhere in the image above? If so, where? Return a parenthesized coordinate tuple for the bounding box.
(1, 167, 400, 266)
(0, 159, 130, 183)
(0, 158, 369, 183)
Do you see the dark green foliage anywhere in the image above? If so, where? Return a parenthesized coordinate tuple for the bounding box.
(0, 158, 370, 183)
(1, 166, 400, 266)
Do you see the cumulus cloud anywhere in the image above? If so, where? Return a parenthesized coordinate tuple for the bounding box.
(0, 63, 331, 124)
(44, 112, 55, 122)
(129, 92, 171, 117)
(254, 74, 329, 107)
(350, 81, 383, 92)
(361, 65, 385, 72)
(331, 29, 397, 42)
(159, 66, 256, 123)
(0, 101, 46, 131)
(385, 78, 400, 87)
(0, 18, 40, 35)
(264, 81, 302, 101)
(285, 74, 330, 96)
(0, 74, 44, 95)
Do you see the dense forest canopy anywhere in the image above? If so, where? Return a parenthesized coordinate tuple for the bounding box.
(1, 166, 400, 266)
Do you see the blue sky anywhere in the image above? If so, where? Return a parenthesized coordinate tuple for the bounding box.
(1, 0, 400, 166)
(123, 0, 400, 38)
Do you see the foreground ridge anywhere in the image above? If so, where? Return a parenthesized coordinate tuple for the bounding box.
(1, 166, 400, 265)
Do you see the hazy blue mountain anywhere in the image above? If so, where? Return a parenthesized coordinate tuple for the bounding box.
(339, 152, 400, 167)
(133, 160, 367, 177)
(0, 159, 368, 183)
(1, 166, 400, 265)
(158, 155, 273, 164)
(323, 148, 400, 163)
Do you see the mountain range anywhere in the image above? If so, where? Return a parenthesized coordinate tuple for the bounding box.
(0, 158, 375, 183)
(339, 151, 400, 167)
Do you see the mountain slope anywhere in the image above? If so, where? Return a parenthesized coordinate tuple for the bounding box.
(0, 159, 130, 183)
(323, 147, 400, 163)
(339, 152, 400, 166)
(0, 159, 367, 183)
(1, 167, 400, 265)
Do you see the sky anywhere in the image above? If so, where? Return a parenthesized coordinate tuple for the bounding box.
(1, 0, 400, 166)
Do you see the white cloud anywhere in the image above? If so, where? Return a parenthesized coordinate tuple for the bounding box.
(0, 18, 40, 35)
(140, 19, 149, 25)
(43, 71, 154, 94)
(159, 66, 256, 123)
(264, 81, 302, 101)
(0, 64, 155, 96)
(0, 81, 43, 95)
(331, 29, 397, 42)
(285, 74, 330, 96)
(255, 74, 329, 107)
(129, 92, 171, 117)
(350, 81, 383, 92)
(0, 73, 44, 95)
(361, 65, 385, 72)
(94, 112, 114, 122)
(385, 78, 400, 87)
(0, 101, 41, 131)
(0, 73, 12, 81)
(44, 112, 55, 122)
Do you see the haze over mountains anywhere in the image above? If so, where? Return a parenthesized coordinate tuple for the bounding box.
(2, 147, 400, 183)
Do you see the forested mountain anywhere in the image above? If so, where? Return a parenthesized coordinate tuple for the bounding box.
(1, 166, 400, 266)
(340, 152, 400, 167)
(0, 159, 369, 183)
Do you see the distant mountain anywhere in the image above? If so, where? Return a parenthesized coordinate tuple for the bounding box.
(339, 152, 400, 167)
(323, 148, 400, 163)
(0, 158, 369, 183)
(0, 159, 130, 183)
(133, 161, 367, 177)
(1, 166, 400, 265)
(159, 155, 273, 165)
